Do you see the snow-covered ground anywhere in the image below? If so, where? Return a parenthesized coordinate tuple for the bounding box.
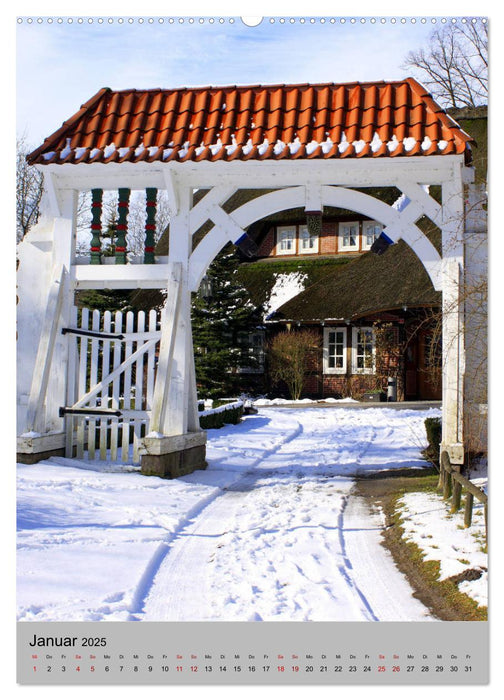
(397, 464, 488, 608)
(17, 405, 486, 622)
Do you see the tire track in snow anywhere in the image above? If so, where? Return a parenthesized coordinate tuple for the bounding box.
(126, 486, 229, 620)
(138, 471, 261, 621)
(127, 417, 304, 620)
(336, 494, 379, 621)
(130, 409, 434, 622)
(341, 489, 436, 621)
(355, 424, 378, 471)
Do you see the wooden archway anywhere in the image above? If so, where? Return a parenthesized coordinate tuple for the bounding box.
(189, 184, 443, 291)
(17, 79, 473, 473)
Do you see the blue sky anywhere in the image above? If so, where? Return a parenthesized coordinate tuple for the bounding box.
(16, 13, 458, 148)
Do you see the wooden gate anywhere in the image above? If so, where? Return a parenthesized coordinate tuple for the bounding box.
(61, 306, 161, 463)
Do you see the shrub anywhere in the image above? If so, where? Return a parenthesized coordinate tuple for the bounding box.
(199, 402, 244, 429)
(268, 329, 320, 400)
(424, 416, 442, 464)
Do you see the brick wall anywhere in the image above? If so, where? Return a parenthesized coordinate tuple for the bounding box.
(257, 227, 276, 257)
(320, 222, 338, 254)
(257, 220, 374, 258)
(304, 371, 379, 399)
(266, 324, 405, 400)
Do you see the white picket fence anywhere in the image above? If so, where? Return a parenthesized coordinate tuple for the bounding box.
(62, 306, 162, 463)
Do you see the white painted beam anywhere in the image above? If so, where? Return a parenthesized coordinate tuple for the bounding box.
(72, 263, 174, 289)
(149, 263, 183, 434)
(162, 167, 180, 216)
(41, 155, 466, 193)
(189, 185, 237, 234)
(442, 176, 465, 258)
(399, 182, 442, 224)
(441, 259, 465, 458)
(304, 183, 323, 212)
(24, 265, 67, 433)
(42, 171, 62, 218)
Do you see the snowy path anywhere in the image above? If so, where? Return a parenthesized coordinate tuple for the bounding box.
(17, 406, 440, 622)
(135, 408, 435, 622)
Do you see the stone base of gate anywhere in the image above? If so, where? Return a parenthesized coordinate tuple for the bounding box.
(139, 431, 207, 479)
(16, 432, 66, 464)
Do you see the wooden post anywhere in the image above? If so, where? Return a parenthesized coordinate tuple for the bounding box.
(148, 263, 182, 434)
(464, 492, 474, 527)
(440, 176, 465, 463)
(438, 457, 445, 491)
(17, 187, 78, 461)
(163, 185, 198, 437)
(186, 319, 201, 433)
(443, 471, 452, 500)
(24, 265, 67, 433)
(140, 184, 207, 478)
(441, 451, 452, 500)
(451, 468, 462, 513)
(46, 189, 78, 433)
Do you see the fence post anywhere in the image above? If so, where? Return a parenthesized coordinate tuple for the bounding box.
(438, 458, 445, 491)
(464, 492, 474, 527)
(443, 472, 452, 500)
(451, 468, 462, 513)
(441, 452, 452, 500)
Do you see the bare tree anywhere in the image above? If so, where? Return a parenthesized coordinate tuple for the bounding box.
(125, 190, 171, 257)
(268, 329, 320, 400)
(403, 20, 488, 108)
(16, 136, 44, 242)
(75, 189, 171, 258)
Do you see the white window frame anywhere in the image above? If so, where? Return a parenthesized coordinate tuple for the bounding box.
(338, 221, 360, 251)
(323, 327, 347, 374)
(351, 327, 375, 374)
(362, 220, 383, 251)
(276, 225, 297, 255)
(299, 225, 319, 254)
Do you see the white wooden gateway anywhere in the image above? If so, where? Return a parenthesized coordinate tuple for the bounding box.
(16, 80, 484, 474)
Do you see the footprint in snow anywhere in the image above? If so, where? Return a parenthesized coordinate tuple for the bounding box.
(248, 611, 263, 621)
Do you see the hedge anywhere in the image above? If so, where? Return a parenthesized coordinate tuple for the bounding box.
(199, 401, 244, 429)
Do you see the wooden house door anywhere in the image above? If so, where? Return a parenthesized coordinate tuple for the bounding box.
(404, 341, 418, 399)
(417, 329, 442, 400)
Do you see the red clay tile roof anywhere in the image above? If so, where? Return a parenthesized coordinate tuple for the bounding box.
(27, 79, 473, 166)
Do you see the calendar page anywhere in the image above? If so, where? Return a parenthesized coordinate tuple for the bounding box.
(15, 7, 489, 688)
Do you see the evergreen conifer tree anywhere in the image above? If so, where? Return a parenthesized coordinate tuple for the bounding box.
(191, 244, 263, 399)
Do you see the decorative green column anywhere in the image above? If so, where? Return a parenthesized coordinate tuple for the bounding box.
(144, 188, 157, 264)
(115, 188, 130, 264)
(90, 188, 103, 264)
